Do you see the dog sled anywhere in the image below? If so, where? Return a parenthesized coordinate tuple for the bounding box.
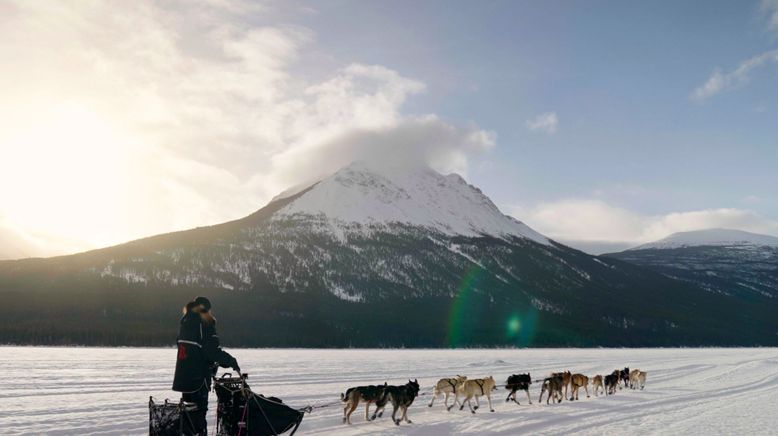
(213, 373, 306, 436)
(149, 397, 200, 435)
(150, 373, 306, 436)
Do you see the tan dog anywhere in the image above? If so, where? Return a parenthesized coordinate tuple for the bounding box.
(629, 369, 641, 389)
(569, 374, 590, 400)
(591, 375, 604, 396)
(551, 371, 572, 400)
(428, 375, 467, 411)
(636, 371, 647, 390)
(457, 376, 497, 413)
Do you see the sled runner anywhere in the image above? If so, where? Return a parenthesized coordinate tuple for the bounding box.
(149, 397, 200, 435)
(214, 373, 305, 436)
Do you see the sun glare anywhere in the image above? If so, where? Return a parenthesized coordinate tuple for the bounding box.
(1, 101, 137, 250)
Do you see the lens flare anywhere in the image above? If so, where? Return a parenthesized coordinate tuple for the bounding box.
(507, 314, 521, 337)
(446, 265, 483, 347)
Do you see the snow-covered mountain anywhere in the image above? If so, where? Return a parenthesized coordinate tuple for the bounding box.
(273, 161, 548, 243)
(608, 228, 778, 300)
(631, 228, 778, 250)
(1, 165, 775, 347)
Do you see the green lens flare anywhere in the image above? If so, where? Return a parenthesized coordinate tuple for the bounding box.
(446, 265, 482, 347)
(507, 314, 521, 336)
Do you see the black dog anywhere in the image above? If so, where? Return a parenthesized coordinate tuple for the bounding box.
(505, 373, 532, 405)
(373, 379, 420, 425)
(604, 372, 619, 395)
(619, 367, 630, 389)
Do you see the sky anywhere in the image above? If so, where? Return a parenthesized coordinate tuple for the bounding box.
(0, 0, 776, 258)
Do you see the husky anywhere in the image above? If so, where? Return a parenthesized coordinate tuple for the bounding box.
(619, 367, 630, 389)
(505, 373, 532, 405)
(636, 371, 647, 390)
(457, 376, 497, 413)
(604, 372, 619, 395)
(539, 375, 564, 404)
(341, 382, 388, 424)
(374, 380, 420, 426)
(569, 374, 590, 400)
(629, 369, 641, 389)
(591, 375, 604, 396)
(428, 375, 467, 411)
(550, 371, 572, 400)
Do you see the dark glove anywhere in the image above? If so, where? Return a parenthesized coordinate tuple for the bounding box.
(231, 360, 241, 374)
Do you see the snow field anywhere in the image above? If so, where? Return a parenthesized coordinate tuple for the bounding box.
(1, 347, 777, 435)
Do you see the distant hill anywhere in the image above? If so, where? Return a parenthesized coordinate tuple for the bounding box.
(1, 164, 776, 347)
(606, 228, 778, 301)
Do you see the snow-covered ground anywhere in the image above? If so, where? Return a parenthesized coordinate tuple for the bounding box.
(2, 347, 777, 435)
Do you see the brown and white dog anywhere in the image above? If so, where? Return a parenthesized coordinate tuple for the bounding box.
(457, 376, 497, 413)
(569, 374, 590, 400)
(428, 375, 467, 411)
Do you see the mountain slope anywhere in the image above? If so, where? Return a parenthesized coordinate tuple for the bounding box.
(1, 165, 775, 347)
(606, 229, 778, 301)
(631, 228, 778, 250)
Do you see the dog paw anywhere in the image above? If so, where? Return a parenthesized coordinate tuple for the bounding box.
(490, 409, 495, 412)
(394, 420, 400, 426)
(471, 410, 476, 414)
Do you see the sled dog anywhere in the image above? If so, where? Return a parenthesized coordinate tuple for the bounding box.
(428, 375, 467, 411)
(550, 371, 572, 400)
(341, 382, 388, 424)
(636, 371, 647, 390)
(629, 369, 641, 389)
(539, 375, 564, 404)
(505, 373, 532, 405)
(605, 372, 619, 395)
(374, 380, 420, 425)
(591, 375, 604, 396)
(569, 374, 589, 400)
(619, 367, 630, 389)
(457, 376, 497, 413)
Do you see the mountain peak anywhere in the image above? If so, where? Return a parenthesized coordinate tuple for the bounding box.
(273, 161, 549, 244)
(631, 228, 778, 250)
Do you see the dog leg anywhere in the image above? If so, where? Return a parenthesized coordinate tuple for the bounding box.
(428, 390, 436, 408)
(403, 406, 412, 424)
(392, 403, 400, 426)
(473, 396, 480, 410)
(365, 402, 370, 422)
(487, 393, 494, 412)
(585, 384, 590, 398)
(345, 401, 358, 425)
(468, 397, 476, 414)
(526, 389, 532, 405)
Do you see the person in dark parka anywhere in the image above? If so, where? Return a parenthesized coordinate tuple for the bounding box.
(173, 296, 240, 435)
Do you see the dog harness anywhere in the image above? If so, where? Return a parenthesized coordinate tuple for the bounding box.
(446, 379, 458, 394)
(475, 380, 485, 396)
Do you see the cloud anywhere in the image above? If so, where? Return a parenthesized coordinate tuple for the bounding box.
(0, 1, 494, 259)
(525, 112, 558, 134)
(762, 0, 778, 34)
(691, 49, 778, 101)
(510, 199, 778, 253)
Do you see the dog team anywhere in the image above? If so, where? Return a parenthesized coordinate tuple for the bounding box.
(341, 367, 647, 425)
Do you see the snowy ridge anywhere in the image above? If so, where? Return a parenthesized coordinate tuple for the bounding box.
(274, 161, 549, 244)
(631, 228, 778, 250)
